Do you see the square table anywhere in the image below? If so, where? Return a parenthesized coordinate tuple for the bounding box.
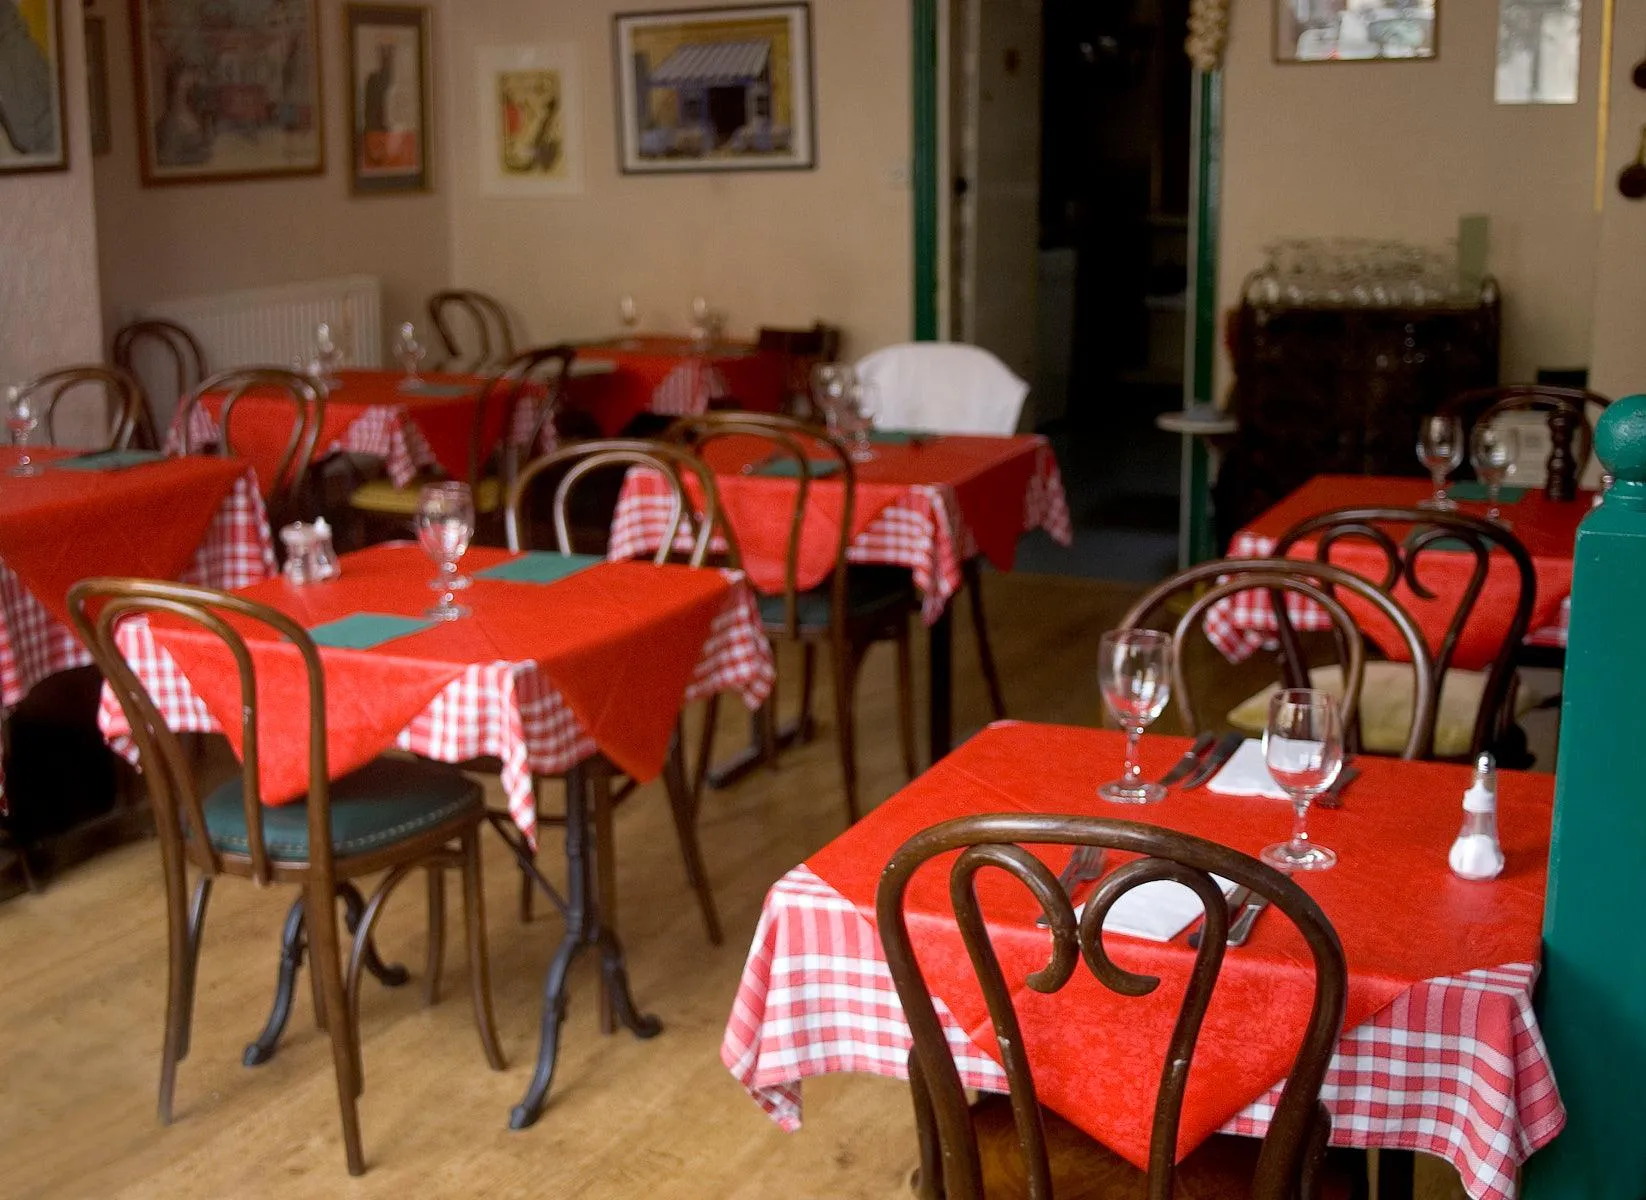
(569, 336, 788, 435)
(723, 722, 1563, 1200)
(96, 543, 774, 1127)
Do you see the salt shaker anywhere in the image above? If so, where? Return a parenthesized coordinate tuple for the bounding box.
(280, 523, 313, 585)
(1448, 752, 1506, 881)
(310, 518, 341, 581)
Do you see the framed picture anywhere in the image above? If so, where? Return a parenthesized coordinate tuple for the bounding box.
(613, 3, 816, 175)
(1274, 0, 1438, 63)
(131, 0, 325, 185)
(476, 43, 584, 197)
(85, 14, 112, 157)
(0, 0, 68, 174)
(344, 3, 431, 194)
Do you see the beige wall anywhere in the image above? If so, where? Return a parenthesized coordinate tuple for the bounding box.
(92, 0, 452, 356)
(441, 0, 912, 357)
(1218, 0, 1605, 390)
(1588, 1, 1646, 399)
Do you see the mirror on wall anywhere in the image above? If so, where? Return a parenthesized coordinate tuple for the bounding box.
(1495, 0, 1582, 104)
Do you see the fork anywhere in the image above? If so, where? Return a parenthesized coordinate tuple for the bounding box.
(1036, 846, 1107, 927)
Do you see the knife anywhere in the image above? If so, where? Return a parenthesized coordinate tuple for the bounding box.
(1186, 884, 1252, 949)
(1181, 732, 1244, 790)
(1227, 895, 1271, 948)
(1314, 763, 1359, 811)
(1159, 731, 1217, 786)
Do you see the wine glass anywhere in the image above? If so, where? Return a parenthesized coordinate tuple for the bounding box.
(810, 363, 855, 438)
(618, 295, 640, 343)
(1097, 629, 1173, 804)
(1416, 414, 1463, 510)
(688, 297, 711, 352)
(847, 381, 879, 463)
(396, 322, 426, 381)
(313, 322, 344, 388)
(6, 387, 42, 477)
(1470, 421, 1519, 526)
(1260, 689, 1343, 872)
(415, 482, 475, 621)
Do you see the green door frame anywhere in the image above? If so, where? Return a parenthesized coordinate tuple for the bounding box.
(912, 0, 941, 342)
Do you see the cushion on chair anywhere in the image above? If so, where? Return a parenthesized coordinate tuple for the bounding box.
(1227, 662, 1552, 759)
(203, 758, 483, 862)
(755, 566, 916, 631)
(349, 477, 502, 515)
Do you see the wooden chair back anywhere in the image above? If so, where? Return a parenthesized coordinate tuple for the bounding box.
(14, 365, 147, 451)
(1274, 507, 1535, 757)
(427, 289, 516, 373)
(757, 322, 843, 418)
(1443, 385, 1612, 501)
(877, 813, 1347, 1200)
(66, 578, 337, 890)
(111, 319, 206, 446)
(669, 411, 853, 637)
(470, 344, 578, 489)
(1120, 558, 1438, 759)
(177, 368, 325, 527)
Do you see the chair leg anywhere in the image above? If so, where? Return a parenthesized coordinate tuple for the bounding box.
(306, 877, 366, 1176)
(460, 829, 506, 1070)
(694, 694, 721, 806)
(895, 620, 919, 781)
(424, 866, 446, 1007)
(663, 727, 722, 945)
(828, 634, 861, 825)
(963, 557, 1007, 720)
(797, 643, 817, 742)
(157, 861, 206, 1126)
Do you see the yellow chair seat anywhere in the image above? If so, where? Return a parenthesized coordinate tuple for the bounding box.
(349, 477, 502, 516)
(1228, 661, 1551, 759)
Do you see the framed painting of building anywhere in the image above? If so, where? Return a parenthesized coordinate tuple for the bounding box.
(1274, 0, 1438, 63)
(476, 43, 584, 197)
(131, 0, 325, 185)
(613, 3, 815, 175)
(344, 3, 431, 194)
(0, 0, 68, 175)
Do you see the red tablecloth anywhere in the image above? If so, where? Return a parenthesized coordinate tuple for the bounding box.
(1209, 475, 1587, 669)
(802, 723, 1551, 1170)
(568, 336, 787, 435)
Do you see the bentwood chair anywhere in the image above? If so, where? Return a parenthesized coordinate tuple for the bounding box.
(878, 814, 1354, 1199)
(1120, 558, 1439, 761)
(13, 365, 149, 453)
(427, 289, 517, 373)
(503, 439, 728, 943)
(112, 318, 207, 447)
(176, 368, 325, 532)
(67, 580, 504, 1177)
(1442, 385, 1613, 501)
(756, 322, 842, 418)
(670, 412, 919, 824)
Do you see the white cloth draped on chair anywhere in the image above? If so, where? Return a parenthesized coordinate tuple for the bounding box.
(854, 343, 1030, 436)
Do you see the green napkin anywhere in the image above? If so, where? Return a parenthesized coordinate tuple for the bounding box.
(1447, 481, 1527, 503)
(474, 551, 604, 583)
(752, 458, 843, 479)
(307, 613, 438, 650)
(398, 379, 473, 398)
(54, 449, 168, 472)
(868, 429, 931, 446)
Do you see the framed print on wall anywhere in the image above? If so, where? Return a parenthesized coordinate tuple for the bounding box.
(1274, 0, 1438, 63)
(476, 43, 584, 197)
(344, 3, 431, 194)
(0, 0, 68, 174)
(613, 3, 816, 175)
(131, 0, 325, 185)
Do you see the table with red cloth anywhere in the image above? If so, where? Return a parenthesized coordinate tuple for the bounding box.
(1206, 475, 1589, 665)
(722, 722, 1563, 1200)
(568, 336, 788, 435)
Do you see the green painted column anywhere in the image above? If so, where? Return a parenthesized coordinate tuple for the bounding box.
(1181, 69, 1223, 566)
(1522, 396, 1646, 1200)
(911, 0, 940, 342)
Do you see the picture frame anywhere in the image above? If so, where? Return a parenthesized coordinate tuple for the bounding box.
(0, 0, 69, 175)
(1274, 0, 1438, 64)
(613, 3, 816, 175)
(344, 3, 431, 195)
(85, 14, 112, 157)
(476, 43, 584, 197)
(130, 0, 325, 186)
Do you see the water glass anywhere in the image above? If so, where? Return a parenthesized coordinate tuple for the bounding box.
(1470, 422, 1518, 526)
(810, 363, 855, 438)
(5, 387, 41, 477)
(619, 295, 640, 340)
(396, 322, 426, 381)
(1097, 629, 1173, 804)
(848, 381, 879, 463)
(416, 481, 475, 621)
(1261, 689, 1343, 871)
(314, 322, 344, 387)
(1416, 414, 1464, 509)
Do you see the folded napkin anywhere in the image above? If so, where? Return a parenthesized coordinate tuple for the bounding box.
(867, 429, 932, 446)
(1446, 481, 1527, 503)
(54, 449, 168, 472)
(751, 458, 843, 479)
(307, 613, 439, 650)
(1077, 874, 1238, 942)
(474, 551, 604, 584)
(397, 379, 474, 398)
(1206, 739, 1290, 800)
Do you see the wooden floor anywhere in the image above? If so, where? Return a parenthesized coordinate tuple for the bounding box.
(0, 573, 1469, 1198)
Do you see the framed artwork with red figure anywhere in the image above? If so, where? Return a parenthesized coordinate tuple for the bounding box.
(344, 3, 431, 195)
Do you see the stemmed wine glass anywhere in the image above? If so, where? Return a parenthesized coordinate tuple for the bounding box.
(396, 322, 426, 381)
(847, 380, 880, 463)
(416, 482, 475, 621)
(6, 387, 42, 477)
(689, 297, 712, 351)
(1417, 414, 1464, 510)
(313, 322, 344, 388)
(1260, 689, 1343, 871)
(1097, 629, 1173, 804)
(1470, 421, 1519, 526)
(810, 363, 855, 438)
(618, 295, 640, 344)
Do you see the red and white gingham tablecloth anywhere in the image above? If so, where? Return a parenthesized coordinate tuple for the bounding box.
(723, 864, 1564, 1200)
(608, 441, 1073, 625)
(97, 572, 774, 845)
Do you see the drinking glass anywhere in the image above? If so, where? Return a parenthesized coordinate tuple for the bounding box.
(5, 387, 41, 477)
(618, 295, 640, 342)
(848, 381, 879, 463)
(810, 363, 855, 438)
(1260, 689, 1343, 871)
(1416, 414, 1464, 509)
(314, 322, 344, 387)
(415, 482, 475, 621)
(396, 322, 426, 381)
(1097, 629, 1173, 804)
(1470, 421, 1519, 526)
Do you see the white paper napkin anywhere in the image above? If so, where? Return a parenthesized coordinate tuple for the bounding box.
(1076, 875, 1237, 942)
(1206, 738, 1290, 800)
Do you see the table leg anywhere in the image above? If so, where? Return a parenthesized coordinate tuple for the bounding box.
(704, 707, 815, 790)
(928, 606, 954, 765)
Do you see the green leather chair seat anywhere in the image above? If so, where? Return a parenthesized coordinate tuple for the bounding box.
(350, 477, 503, 516)
(756, 566, 917, 631)
(204, 758, 483, 863)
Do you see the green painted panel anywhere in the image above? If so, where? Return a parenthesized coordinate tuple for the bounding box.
(911, 0, 940, 342)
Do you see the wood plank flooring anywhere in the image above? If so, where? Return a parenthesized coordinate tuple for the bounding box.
(0, 574, 1469, 1198)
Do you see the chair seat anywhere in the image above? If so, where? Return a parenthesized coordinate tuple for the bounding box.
(1228, 661, 1553, 759)
(756, 565, 916, 631)
(349, 476, 502, 516)
(204, 758, 483, 863)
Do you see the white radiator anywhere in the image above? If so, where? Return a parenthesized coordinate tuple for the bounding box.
(140, 274, 384, 376)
